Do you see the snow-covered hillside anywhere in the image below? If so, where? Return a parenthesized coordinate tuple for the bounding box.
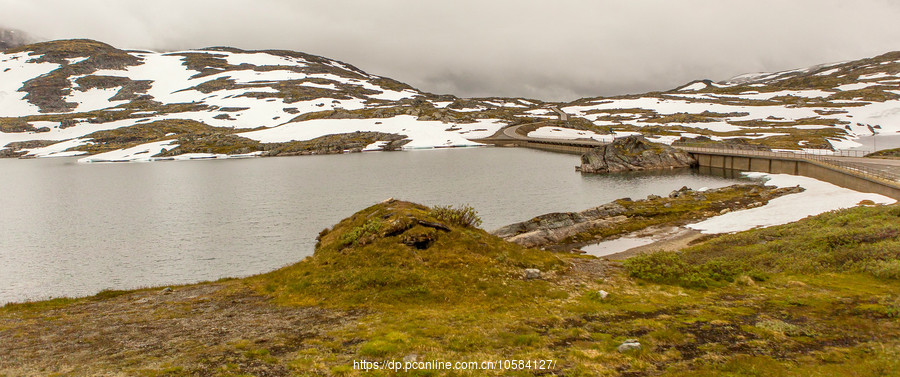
(562, 52, 900, 151)
(1, 39, 898, 162)
(0, 40, 538, 161)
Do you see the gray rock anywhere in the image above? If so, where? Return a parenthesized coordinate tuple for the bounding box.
(403, 354, 418, 363)
(663, 203, 672, 208)
(161, 287, 173, 295)
(720, 208, 731, 215)
(491, 202, 628, 247)
(597, 290, 609, 299)
(524, 269, 541, 280)
(617, 339, 641, 352)
(580, 136, 697, 174)
(647, 194, 661, 200)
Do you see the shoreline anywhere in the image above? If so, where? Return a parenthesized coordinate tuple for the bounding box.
(590, 226, 708, 260)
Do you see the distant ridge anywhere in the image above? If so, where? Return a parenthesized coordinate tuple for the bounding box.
(1, 38, 898, 161)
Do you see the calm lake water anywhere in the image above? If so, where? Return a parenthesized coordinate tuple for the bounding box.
(0, 148, 750, 304)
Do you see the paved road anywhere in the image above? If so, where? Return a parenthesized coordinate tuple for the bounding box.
(484, 126, 900, 183)
(676, 146, 900, 182)
(548, 106, 568, 122)
(500, 123, 607, 147)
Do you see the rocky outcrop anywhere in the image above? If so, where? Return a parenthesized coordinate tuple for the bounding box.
(492, 184, 805, 249)
(579, 135, 696, 173)
(491, 202, 628, 248)
(672, 136, 771, 151)
(0, 140, 59, 158)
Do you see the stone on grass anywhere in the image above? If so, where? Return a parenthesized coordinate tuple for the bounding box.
(524, 269, 541, 280)
(617, 339, 641, 352)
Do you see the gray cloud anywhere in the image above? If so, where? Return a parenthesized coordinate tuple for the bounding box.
(3, 0, 899, 101)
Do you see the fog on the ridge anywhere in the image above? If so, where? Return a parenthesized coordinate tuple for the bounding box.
(2, 0, 900, 101)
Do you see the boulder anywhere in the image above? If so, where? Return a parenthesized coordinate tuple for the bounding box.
(491, 202, 628, 248)
(617, 339, 641, 352)
(580, 135, 697, 173)
(524, 269, 542, 280)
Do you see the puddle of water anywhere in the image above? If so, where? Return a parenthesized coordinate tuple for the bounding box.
(581, 237, 655, 257)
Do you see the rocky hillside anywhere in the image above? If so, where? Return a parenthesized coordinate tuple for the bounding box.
(0, 39, 898, 161)
(551, 51, 900, 151)
(0, 39, 542, 161)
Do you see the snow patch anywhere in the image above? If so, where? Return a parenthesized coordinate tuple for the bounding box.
(22, 138, 91, 158)
(688, 173, 895, 234)
(362, 140, 390, 152)
(78, 140, 179, 163)
(238, 116, 503, 149)
(527, 127, 613, 142)
(679, 81, 707, 91)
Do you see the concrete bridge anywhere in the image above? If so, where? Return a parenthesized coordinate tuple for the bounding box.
(475, 123, 900, 199)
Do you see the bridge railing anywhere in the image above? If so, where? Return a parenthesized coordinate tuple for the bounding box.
(673, 143, 900, 184)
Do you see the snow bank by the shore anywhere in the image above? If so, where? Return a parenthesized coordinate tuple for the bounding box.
(687, 172, 896, 234)
(238, 115, 503, 149)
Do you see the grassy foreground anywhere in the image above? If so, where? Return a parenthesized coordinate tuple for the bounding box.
(1, 200, 899, 376)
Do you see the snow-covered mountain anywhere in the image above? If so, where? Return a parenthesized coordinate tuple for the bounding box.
(0, 39, 542, 161)
(549, 52, 900, 151)
(1, 39, 898, 161)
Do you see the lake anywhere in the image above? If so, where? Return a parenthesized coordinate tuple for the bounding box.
(0, 147, 750, 304)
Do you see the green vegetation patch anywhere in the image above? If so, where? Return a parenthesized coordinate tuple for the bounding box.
(254, 200, 566, 308)
(3, 201, 900, 375)
(10, 39, 143, 113)
(72, 119, 244, 155)
(562, 184, 800, 246)
(867, 148, 900, 159)
(626, 204, 900, 288)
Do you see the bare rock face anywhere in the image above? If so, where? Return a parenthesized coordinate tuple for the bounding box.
(491, 202, 628, 248)
(580, 135, 696, 173)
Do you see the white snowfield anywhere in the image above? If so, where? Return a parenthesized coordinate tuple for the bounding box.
(238, 116, 504, 149)
(78, 140, 178, 163)
(0, 52, 61, 117)
(527, 127, 614, 142)
(688, 173, 896, 234)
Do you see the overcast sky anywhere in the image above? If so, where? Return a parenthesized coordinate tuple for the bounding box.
(3, 0, 899, 101)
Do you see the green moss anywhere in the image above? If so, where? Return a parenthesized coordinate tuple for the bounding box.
(562, 184, 795, 245)
(829, 88, 900, 102)
(5, 201, 900, 375)
(867, 148, 900, 159)
(72, 119, 242, 155)
(625, 204, 900, 288)
(252, 200, 566, 308)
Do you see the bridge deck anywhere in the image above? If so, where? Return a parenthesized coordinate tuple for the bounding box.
(474, 124, 900, 198)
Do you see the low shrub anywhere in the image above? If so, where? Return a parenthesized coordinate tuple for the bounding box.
(623, 251, 741, 289)
(429, 204, 483, 228)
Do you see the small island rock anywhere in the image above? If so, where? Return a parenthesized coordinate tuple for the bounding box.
(580, 135, 697, 173)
